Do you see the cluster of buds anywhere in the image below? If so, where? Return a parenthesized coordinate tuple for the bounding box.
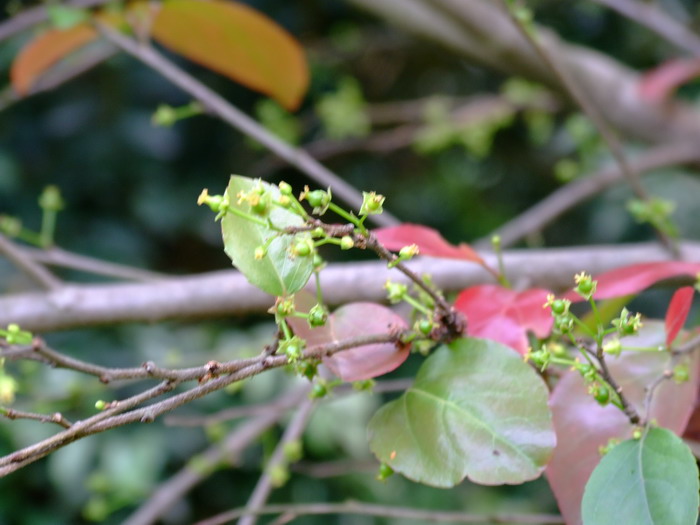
(0, 324, 33, 346)
(384, 280, 407, 304)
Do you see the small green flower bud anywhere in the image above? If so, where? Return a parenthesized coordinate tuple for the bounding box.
(278, 181, 293, 195)
(38, 185, 64, 212)
(310, 383, 327, 398)
(254, 246, 267, 260)
(283, 440, 303, 462)
(306, 190, 328, 208)
(360, 191, 385, 215)
(277, 195, 291, 207)
(399, 244, 419, 259)
(313, 254, 325, 269)
(673, 363, 690, 384)
(555, 315, 574, 334)
(285, 344, 301, 361)
(152, 104, 178, 127)
(574, 272, 596, 299)
(197, 189, 227, 212)
(376, 463, 394, 481)
(308, 304, 328, 327)
(296, 360, 318, 380)
(0, 215, 22, 237)
(311, 227, 325, 238)
(292, 240, 312, 257)
(95, 400, 107, 410)
(276, 299, 295, 317)
(603, 338, 622, 356)
(551, 299, 567, 315)
(589, 383, 610, 405)
(384, 281, 408, 303)
(352, 379, 375, 391)
(417, 319, 433, 336)
(4, 324, 32, 345)
(269, 465, 289, 488)
(340, 235, 354, 250)
(250, 192, 271, 215)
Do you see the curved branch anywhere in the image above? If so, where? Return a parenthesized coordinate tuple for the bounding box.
(348, 0, 700, 144)
(480, 142, 700, 249)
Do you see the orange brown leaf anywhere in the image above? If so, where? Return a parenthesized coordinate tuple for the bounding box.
(11, 24, 98, 96)
(151, 0, 308, 110)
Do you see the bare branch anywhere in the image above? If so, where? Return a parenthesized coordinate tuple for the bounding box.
(495, 0, 677, 255)
(0, 407, 72, 429)
(196, 501, 565, 525)
(3, 242, 700, 332)
(18, 244, 165, 282)
(590, 0, 700, 56)
(95, 23, 399, 227)
(0, 0, 111, 42)
(124, 388, 309, 525)
(480, 142, 700, 249)
(0, 234, 62, 290)
(238, 398, 315, 525)
(348, 0, 700, 144)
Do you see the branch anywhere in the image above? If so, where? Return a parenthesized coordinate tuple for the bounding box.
(3, 242, 700, 332)
(479, 141, 700, 249)
(495, 0, 677, 255)
(95, 23, 399, 227)
(348, 0, 700, 145)
(124, 388, 308, 525)
(238, 398, 315, 525)
(590, 0, 700, 56)
(0, 0, 111, 42)
(0, 332, 407, 474)
(196, 501, 564, 525)
(18, 243, 165, 282)
(0, 234, 62, 290)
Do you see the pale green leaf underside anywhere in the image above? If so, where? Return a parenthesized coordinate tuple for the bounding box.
(221, 175, 313, 296)
(368, 338, 555, 487)
(582, 427, 699, 525)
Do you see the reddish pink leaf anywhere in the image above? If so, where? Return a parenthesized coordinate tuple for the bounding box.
(638, 58, 700, 103)
(373, 224, 485, 264)
(665, 286, 695, 346)
(547, 322, 699, 525)
(454, 285, 552, 354)
(564, 261, 700, 302)
(288, 300, 409, 381)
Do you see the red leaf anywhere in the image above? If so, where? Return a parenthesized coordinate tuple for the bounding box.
(373, 224, 485, 264)
(11, 24, 98, 95)
(565, 261, 700, 302)
(454, 285, 552, 354)
(665, 286, 695, 346)
(151, 0, 309, 110)
(638, 58, 700, 103)
(546, 322, 699, 524)
(288, 299, 409, 381)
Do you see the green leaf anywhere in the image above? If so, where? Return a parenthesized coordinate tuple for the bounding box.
(582, 427, 699, 525)
(221, 176, 313, 296)
(47, 5, 89, 30)
(368, 338, 555, 487)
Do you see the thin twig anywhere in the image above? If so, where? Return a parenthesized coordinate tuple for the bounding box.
(164, 378, 411, 427)
(497, 0, 679, 256)
(0, 0, 111, 42)
(96, 23, 399, 227)
(479, 142, 700, 249)
(0, 331, 410, 474)
(0, 408, 72, 428)
(124, 388, 309, 525)
(238, 398, 315, 525)
(17, 244, 164, 282)
(196, 501, 565, 525)
(589, 0, 700, 56)
(0, 234, 62, 290)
